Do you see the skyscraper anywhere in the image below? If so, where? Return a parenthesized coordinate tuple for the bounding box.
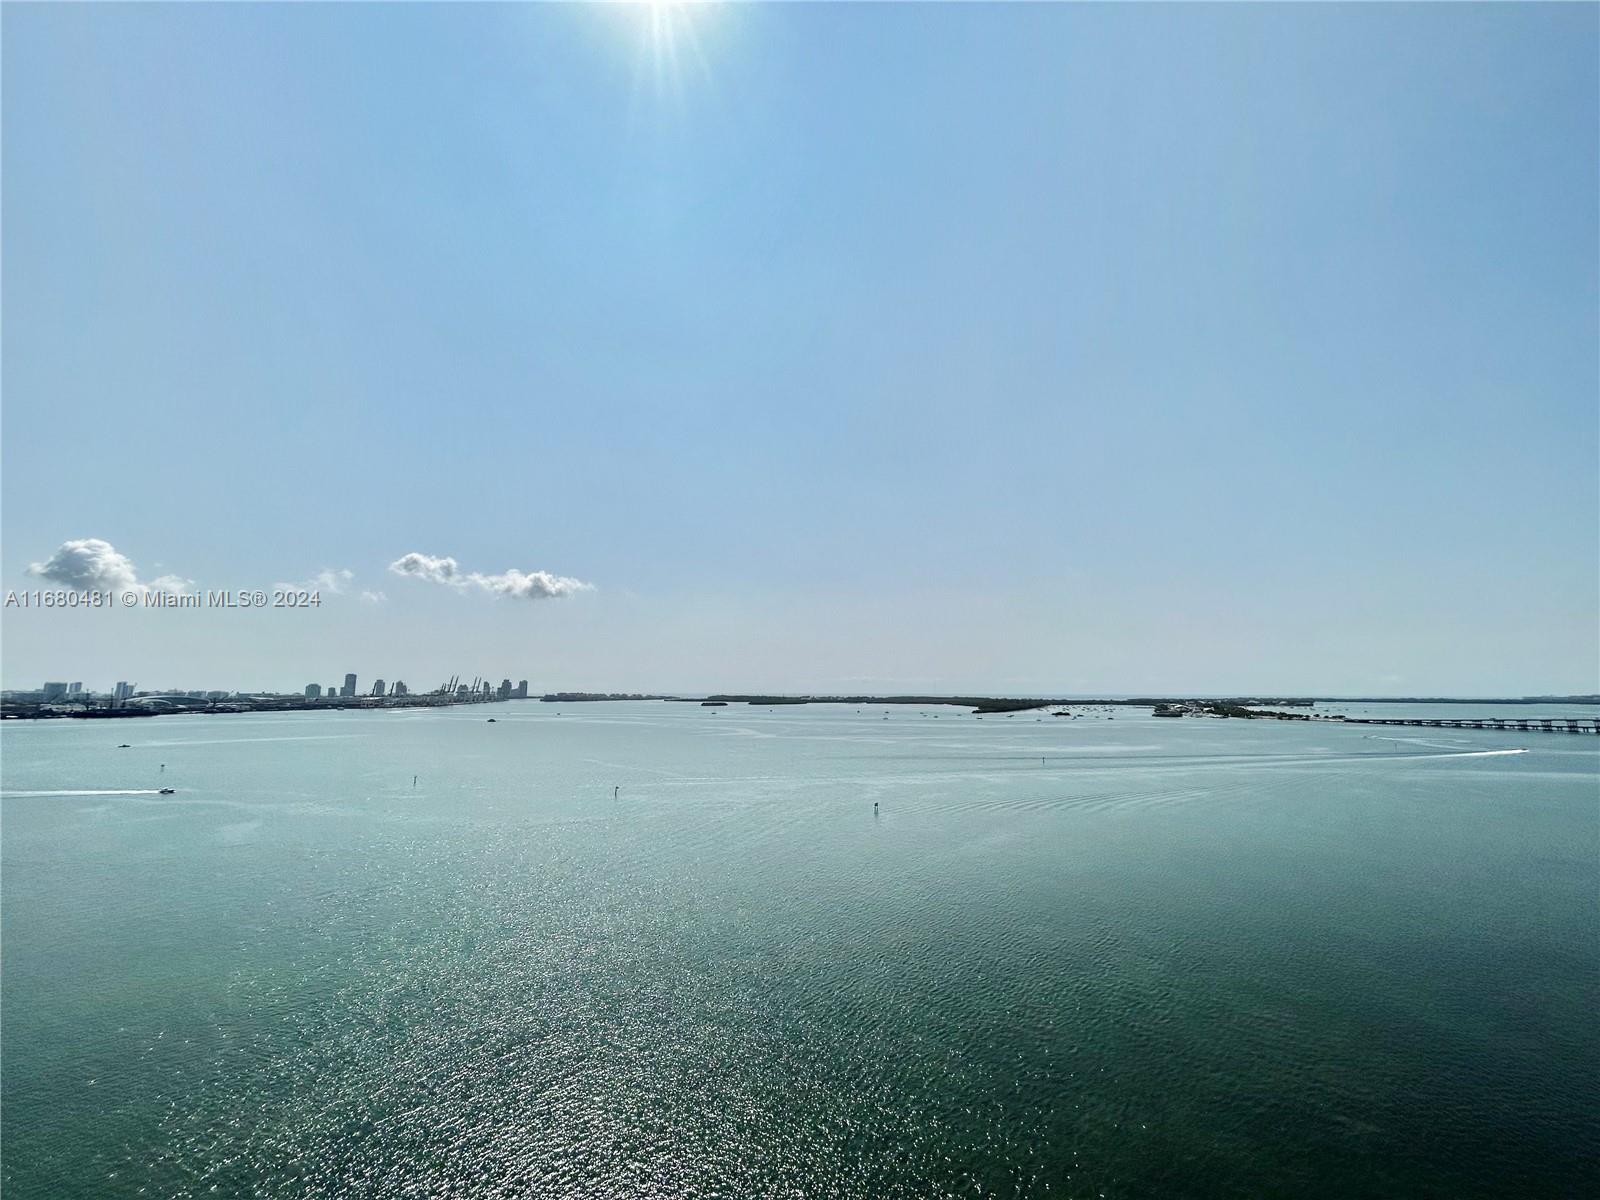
(497, 678, 512, 700)
(113, 682, 135, 702)
(372, 679, 386, 697)
(305, 684, 322, 698)
(42, 682, 68, 700)
(342, 673, 357, 698)
(392, 681, 408, 697)
(514, 680, 528, 699)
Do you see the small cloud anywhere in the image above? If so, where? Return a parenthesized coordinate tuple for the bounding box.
(389, 552, 460, 586)
(388, 551, 592, 601)
(275, 568, 355, 595)
(472, 568, 592, 600)
(313, 568, 354, 594)
(360, 590, 388, 605)
(28, 538, 191, 595)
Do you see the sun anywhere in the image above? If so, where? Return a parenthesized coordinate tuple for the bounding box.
(630, 0, 716, 101)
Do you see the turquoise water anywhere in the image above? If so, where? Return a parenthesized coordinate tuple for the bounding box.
(3, 702, 1596, 1198)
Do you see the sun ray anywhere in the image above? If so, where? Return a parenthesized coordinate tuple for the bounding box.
(627, 0, 716, 114)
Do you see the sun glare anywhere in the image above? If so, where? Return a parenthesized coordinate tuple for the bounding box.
(630, 0, 716, 102)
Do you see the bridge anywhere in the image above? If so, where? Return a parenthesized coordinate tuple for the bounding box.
(1332, 715, 1599, 735)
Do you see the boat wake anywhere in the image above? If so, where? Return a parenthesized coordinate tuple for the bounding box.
(1, 788, 167, 798)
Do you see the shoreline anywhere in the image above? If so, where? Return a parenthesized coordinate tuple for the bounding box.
(1, 693, 509, 722)
(7, 691, 1595, 725)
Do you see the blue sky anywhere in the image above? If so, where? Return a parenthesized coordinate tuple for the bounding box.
(3, 2, 1596, 696)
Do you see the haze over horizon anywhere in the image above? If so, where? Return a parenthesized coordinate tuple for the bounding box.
(4, 3, 1596, 697)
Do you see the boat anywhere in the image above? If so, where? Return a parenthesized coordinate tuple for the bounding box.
(158, 787, 175, 795)
(117, 743, 131, 748)
(487, 718, 497, 722)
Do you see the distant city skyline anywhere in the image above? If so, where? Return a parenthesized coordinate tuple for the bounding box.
(3, 3, 1595, 696)
(5, 673, 1594, 707)
(4, 672, 536, 712)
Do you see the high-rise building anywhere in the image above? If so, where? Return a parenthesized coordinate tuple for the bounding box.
(42, 682, 68, 701)
(305, 684, 322, 698)
(342, 673, 357, 698)
(372, 679, 386, 697)
(67, 682, 83, 696)
(392, 681, 408, 697)
(514, 680, 528, 699)
(497, 678, 512, 700)
(327, 684, 338, 698)
(113, 681, 135, 702)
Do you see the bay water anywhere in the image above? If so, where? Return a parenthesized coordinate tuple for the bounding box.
(3, 702, 1596, 1197)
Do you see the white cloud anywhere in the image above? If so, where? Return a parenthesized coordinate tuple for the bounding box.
(360, 590, 388, 605)
(472, 568, 592, 600)
(275, 568, 355, 595)
(28, 538, 192, 595)
(388, 552, 460, 586)
(388, 551, 592, 601)
(313, 568, 354, 594)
